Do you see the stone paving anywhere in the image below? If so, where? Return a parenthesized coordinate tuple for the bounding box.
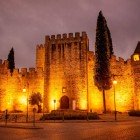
(0, 114, 140, 140)
(0, 121, 140, 140)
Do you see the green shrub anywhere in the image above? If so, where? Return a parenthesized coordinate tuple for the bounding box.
(10, 110, 23, 113)
(128, 110, 140, 117)
(40, 110, 100, 120)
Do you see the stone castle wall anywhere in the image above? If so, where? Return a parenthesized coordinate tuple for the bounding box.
(87, 52, 134, 113)
(0, 60, 44, 112)
(44, 32, 89, 112)
(104, 56, 134, 112)
(36, 44, 45, 70)
(42, 32, 136, 112)
(0, 32, 138, 113)
(131, 56, 140, 110)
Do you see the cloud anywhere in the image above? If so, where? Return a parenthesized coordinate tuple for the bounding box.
(0, 0, 140, 67)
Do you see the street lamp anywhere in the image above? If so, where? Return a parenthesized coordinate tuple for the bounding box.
(23, 88, 28, 123)
(53, 99, 56, 110)
(53, 99, 56, 122)
(113, 80, 117, 121)
(0, 89, 1, 110)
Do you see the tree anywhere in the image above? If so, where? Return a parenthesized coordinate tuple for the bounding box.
(29, 92, 42, 113)
(7, 47, 15, 74)
(106, 26, 114, 58)
(94, 11, 113, 113)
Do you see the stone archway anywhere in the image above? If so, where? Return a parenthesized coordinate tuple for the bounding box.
(60, 96, 69, 109)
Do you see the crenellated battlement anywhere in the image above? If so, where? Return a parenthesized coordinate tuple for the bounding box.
(0, 32, 138, 113)
(0, 60, 9, 70)
(20, 68, 27, 75)
(0, 60, 44, 112)
(29, 68, 36, 74)
(13, 68, 19, 73)
(110, 55, 132, 67)
(125, 59, 131, 65)
(0, 59, 2, 64)
(36, 44, 45, 50)
(0, 59, 8, 66)
(110, 55, 116, 61)
(0, 61, 44, 76)
(118, 57, 125, 63)
(19, 67, 43, 75)
(45, 31, 88, 44)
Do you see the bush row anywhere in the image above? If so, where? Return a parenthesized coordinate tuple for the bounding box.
(128, 110, 140, 117)
(40, 110, 100, 120)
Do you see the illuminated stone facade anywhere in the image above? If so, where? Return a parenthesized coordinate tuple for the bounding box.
(0, 33, 139, 113)
(0, 61, 44, 112)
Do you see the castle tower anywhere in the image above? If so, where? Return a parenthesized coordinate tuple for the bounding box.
(43, 32, 89, 112)
(131, 41, 140, 110)
(36, 44, 45, 70)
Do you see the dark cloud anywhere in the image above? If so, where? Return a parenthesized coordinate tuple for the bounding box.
(0, 0, 140, 68)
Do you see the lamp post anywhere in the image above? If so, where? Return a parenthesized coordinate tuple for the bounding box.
(53, 99, 56, 110)
(53, 99, 56, 122)
(23, 88, 28, 123)
(113, 80, 117, 121)
(0, 89, 1, 110)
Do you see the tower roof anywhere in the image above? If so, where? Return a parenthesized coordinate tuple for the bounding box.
(134, 41, 140, 54)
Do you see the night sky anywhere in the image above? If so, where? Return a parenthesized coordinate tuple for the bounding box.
(0, 0, 140, 68)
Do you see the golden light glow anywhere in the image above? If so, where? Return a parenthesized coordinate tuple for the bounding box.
(133, 54, 139, 61)
(18, 95, 27, 105)
(0, 57, 137, 113)
(79, 99, 87, 110)
(7, 100, 13, 110)
(23, 88, 26, 92)
(93, 97, 102, 107)
(113, 80, 117, 85)
(115, 93, 127, 112)
(48, 82, 61, 111)
(50, 99, 58, 110)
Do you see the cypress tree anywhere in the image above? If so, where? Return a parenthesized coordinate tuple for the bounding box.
(7, 47, 15, 74)
(94, 11, 112, 113)
(106, 26, 114, 57)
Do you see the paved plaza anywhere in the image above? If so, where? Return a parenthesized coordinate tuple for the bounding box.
(0, 119, 140, 139)
(0, 114, 140, 140)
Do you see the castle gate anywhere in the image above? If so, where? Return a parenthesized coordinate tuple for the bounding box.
(60, 96, 69, 109)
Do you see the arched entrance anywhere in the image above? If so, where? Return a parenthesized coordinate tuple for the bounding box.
(60, 96, 69, 109)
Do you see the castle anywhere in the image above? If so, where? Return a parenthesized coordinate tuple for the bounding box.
(0, 31, 140, 113)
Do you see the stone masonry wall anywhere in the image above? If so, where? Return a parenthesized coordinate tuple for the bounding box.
(131, 55, 140, 110)
(36, 44, 45, 70)
(44, 32, 89, 112)
(88, 54, 134, 113)
(0, 60, 44, 112)
(0, 32, 138, 113)
(106, 56, 134, 112)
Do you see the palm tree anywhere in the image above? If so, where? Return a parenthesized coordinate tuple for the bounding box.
(29, 92, 42, 113)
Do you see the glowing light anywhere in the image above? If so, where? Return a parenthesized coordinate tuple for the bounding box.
(53, 99, 56, 110)
(133, 54, 139, 61)
(113, 80, 117, 85)
(49, 99, 58, 111)
(23, 88, 26, 92)
(7, 100, 13, 110)
(19, 95, 27, 105)
(94, 98, 101, 106)
(79, 99, 87, 110)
